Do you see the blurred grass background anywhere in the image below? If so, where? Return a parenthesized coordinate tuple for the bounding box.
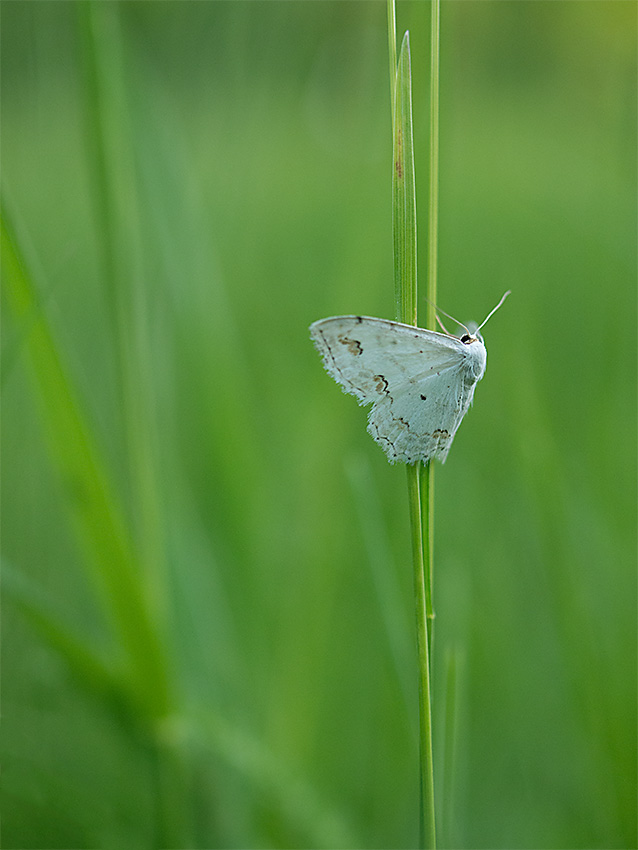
(2, 2, 636, 848)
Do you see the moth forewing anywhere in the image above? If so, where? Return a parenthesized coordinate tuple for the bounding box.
(310, 316, 462, 399)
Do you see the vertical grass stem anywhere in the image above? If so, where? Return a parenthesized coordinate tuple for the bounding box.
(421, 0, 441, 662)
(407, 465, 437, 849)
(427, 0, 440, 327)
(389, 18, 437, 847)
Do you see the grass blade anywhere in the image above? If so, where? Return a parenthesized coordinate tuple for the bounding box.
(390, 23, 436, 849)
(426, 0, 440, 332)
(407, 461, 436, 849)
(1, 202, 171, 721)
(420, 0, 440, 662)
(78, 2, 167, 606)
(392, 32, 418, 327)
(3, 560, 119, 702)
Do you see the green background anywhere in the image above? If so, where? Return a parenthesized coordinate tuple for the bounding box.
(2, 2, 636, 848)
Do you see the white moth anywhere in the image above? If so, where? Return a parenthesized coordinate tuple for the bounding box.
(310, 292, 510, 465)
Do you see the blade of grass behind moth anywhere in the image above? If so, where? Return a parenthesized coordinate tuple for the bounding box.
(420, 0, 441, 658)
(393, 32, 417, 327)
(392, 30, 436, 850)
(1, 203, 172, 723)
(426, 0, 440, 334)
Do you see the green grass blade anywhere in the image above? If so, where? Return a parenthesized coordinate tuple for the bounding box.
(393, 32, 418, 327)
(421, 0, 440, 665)
(420, 458, 435, 655)
(2, 561, 129, 711)
(390, 24, 437, 849)
(78, 2, 167, 606)
(1, 203, 171, 721)
(193, 709, 358, 849)
(426, 0, 440, 331)
(407, 462, 436, 849)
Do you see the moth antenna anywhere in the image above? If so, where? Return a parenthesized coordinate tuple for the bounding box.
(435, 314, 452, 335)
(477, 290, 511, 332)
(424, 297, 471, 337)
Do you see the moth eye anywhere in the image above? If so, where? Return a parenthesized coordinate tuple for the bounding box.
(460, 334, 472, 344)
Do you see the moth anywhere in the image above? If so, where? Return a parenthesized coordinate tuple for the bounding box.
(309, 292, 509, 465)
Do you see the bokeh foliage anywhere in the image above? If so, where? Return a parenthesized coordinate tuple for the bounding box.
(2, 2, 636, 848)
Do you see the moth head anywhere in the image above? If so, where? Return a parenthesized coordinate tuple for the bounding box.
(460, 324, 482, 345)
(430, 291, 509, 341)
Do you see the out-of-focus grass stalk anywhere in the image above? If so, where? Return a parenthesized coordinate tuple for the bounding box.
(0, 203, 171, 722)
(77, 7, 193, 846)
(421, 0, 441, 657)
(78, 2, 166, 614)
(442, 648, 461, 846)
(2, 559, 118, 700)
(390, 20, 436, 849)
